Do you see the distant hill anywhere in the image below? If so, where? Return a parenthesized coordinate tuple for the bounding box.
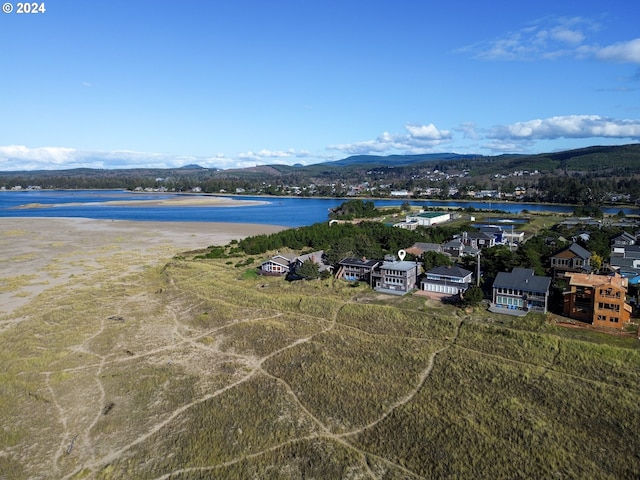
(1, 144, 639, 190)
(325, 152, 483, 168)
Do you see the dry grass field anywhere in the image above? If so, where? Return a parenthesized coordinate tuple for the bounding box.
(1, 218, 639, 479)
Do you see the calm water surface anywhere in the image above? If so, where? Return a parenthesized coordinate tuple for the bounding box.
(1, 190, 638, 227)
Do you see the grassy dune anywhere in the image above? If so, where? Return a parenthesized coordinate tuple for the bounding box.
(0, 252, 639, 479)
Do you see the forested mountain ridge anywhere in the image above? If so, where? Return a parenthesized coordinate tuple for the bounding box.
(2, 144, 639, 205)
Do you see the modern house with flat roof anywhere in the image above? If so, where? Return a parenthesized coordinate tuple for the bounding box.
(336, 257, 380, 284)
(372, 260, 420, 295)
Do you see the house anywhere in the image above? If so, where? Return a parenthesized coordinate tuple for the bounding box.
(336, 257, 380, 284)
(478, 226, 504, 244)
(491, 268, 551, 315)
(442, 239, 465, 258)
(559, 217, 602, 228)
(562, 272, 632, 329)
(286, 251, 329, 279)
(372, 260, 420, 295)
(259, 253, 298, 275)
(259, 251, 326, 276)
(421, 265, 473, 298)
(404, 211, 451, 226)
(609, 245, 640, 275)
(550, 242, 591, 277)
(461, 231, 495, 249)
(611, 232, 636, 253)
(503, 229, 525, 245)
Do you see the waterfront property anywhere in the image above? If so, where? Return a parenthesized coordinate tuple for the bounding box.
(562, 272, 632, 329)
(491, 268, 551, 315)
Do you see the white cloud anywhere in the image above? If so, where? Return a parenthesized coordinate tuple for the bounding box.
(550, 27, 585, 45)
(0, 145, 324, 171)
(0, 145, 202, 171)
(461, 16, 640, 65)
(457, 122, 479, 140)
(405, 123, 451, 140)
(0, 146, 79, 166)
(326, 140, 390, 156)
(463, 17, 594, 61)
(482, 140, 529, 153)
(328, 123, 452, 156)
(594, 38, 640, 64)
(236, 148, 312, 161)
(489, 115, 640, 140)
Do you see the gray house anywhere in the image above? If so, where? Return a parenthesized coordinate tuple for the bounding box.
(491, 268, 551, 315)
(337, 257, 380, 284)
(372, 260, 420, 295)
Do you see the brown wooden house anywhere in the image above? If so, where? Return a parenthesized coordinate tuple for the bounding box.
(562, 272, 632, 329)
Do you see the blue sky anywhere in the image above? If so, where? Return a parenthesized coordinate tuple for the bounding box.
(1, 0, 639, 170)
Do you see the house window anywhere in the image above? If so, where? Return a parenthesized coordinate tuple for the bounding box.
(598, 302, 620, 312)
(597, 314, 606, 321)
(610, 317, 619, 323)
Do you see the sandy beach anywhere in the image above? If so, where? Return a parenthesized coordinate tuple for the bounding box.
(0, 217, 286, 318)
(14, 194, 270, 209)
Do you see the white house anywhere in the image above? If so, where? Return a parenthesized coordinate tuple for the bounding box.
(421, 265, 473, 297)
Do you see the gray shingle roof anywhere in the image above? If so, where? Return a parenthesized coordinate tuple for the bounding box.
(427, 265, 472, 278)
(567, 242, 591, 259)
(493, 268, 551, 293)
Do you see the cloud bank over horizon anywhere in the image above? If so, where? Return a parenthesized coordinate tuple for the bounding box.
(1, 114, 639, 171)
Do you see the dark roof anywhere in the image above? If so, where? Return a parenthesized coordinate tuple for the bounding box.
(568, 242, 591, 259)
(339, 257, 380, 268)
(466, 231, 493, 240)
(623, 245, 640, 258)
(427, 265, 472, 278)
(552, 242, 591, 260)
(610, 257, 637, 268)
(493, 268, 551, 293)
(443, 239, 463, 248)
(612, 232, 635, 243)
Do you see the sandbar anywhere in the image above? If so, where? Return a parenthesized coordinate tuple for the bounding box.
(0, 217, 286, 318)
(15, 194, 269, 209)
